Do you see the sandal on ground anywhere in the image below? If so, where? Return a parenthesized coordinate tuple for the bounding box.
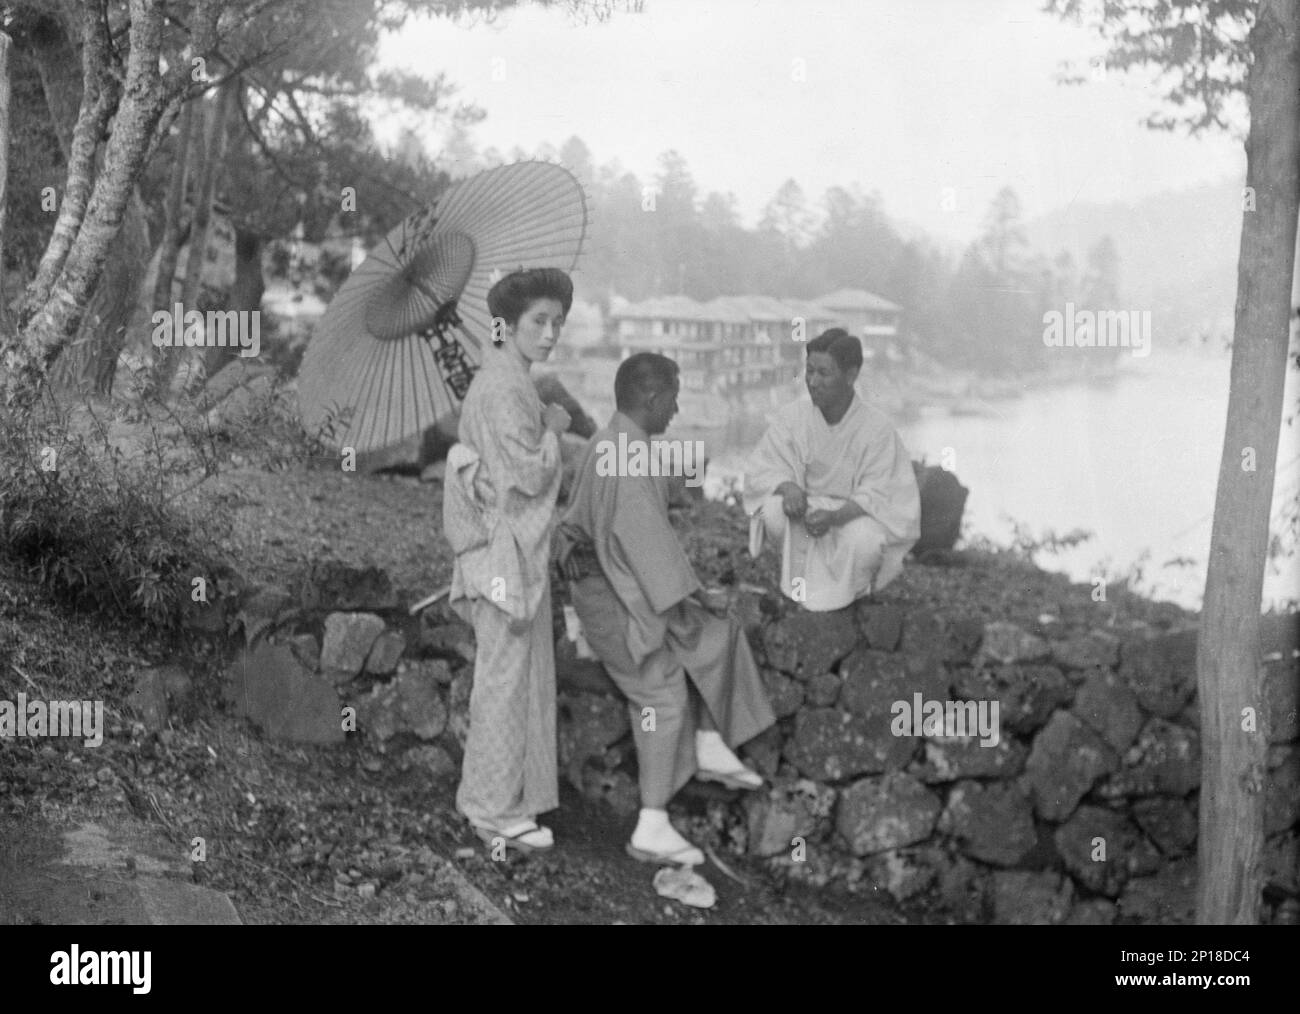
(653, 866, 717, 909)
(695, 766, 764, 791)
(472, 819, 554, 854)
(625, 842, 705, 867)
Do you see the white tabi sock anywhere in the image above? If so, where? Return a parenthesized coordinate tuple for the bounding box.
(631, 808, 701, 860)
(695, 729, 744, 772)
(634, 807, 670, 838)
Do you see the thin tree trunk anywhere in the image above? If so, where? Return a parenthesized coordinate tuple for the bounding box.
(157, 80, 230, 392)
(28, 5, 80, 161)
(1196, 0, 1300, 925)
(200, 78, 261, 384)
(201, 225, 264, 382)
(182, 82, 231, 313)
(0, 30, 12, 325)
(152, 98, 196, 312)
(3, 0, 166, 408)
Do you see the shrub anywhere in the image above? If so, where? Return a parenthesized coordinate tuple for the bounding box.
(0, 387, 234, 633)
(208, 374, 354, 473)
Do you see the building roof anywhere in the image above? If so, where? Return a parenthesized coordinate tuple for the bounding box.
(741, 295, 797, 321)
(716, 295, 837, 324)
(611, 294, 711, 321)
(784, 298, 841, 324)
(619, 338, 725, 351)
(815, 288, 901, 313)
(698, 297, 754, 324)
(611, 289, 902, 326)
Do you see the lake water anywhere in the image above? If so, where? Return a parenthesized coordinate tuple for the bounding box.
(690, 349, 1299, 611)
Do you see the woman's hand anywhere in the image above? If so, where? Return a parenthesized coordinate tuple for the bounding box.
(542, 403, 571, 435)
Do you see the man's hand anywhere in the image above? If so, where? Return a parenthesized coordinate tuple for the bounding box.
(542, 403, 571, 435)
(803, 508, 835, 538)
(694, 587, 730, 616)
(776, 481, 808, 519)
(804, 501, 866, 538)
(560, 552, 584, 582)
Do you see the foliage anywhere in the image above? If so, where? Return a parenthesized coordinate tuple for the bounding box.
(1003, 517, 1096, 563)
(0, 387, 234, 632)
(210, 373, 357, 473)
(1043, 0, 1253, 136)
(491, 136, 1125, 373)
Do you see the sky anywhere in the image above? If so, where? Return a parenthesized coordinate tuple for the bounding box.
(375, 0, 1246, 245)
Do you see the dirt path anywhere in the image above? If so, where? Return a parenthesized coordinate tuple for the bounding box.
(191, 466, 453, 595)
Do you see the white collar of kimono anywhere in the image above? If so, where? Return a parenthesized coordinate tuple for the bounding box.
(805, 390, 862, 430)
(483, 344, 529, 379)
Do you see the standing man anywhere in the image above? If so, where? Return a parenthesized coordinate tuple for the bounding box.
(556, 353, 776, 867)
(744, 327, 920, 611)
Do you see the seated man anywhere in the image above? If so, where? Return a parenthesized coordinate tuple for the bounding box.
(555, 353, 776, 867)
(744, 328, 920, 612)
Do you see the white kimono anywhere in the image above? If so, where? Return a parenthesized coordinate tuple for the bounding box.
(743, 393, 920, 611)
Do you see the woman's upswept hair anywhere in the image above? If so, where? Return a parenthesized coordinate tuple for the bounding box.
(487, 267, 574, 328)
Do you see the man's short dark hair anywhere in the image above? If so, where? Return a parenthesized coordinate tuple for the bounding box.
(807, 327, 863, 374)
(486, 267, 574, 327)
(615, 352, 679, 411)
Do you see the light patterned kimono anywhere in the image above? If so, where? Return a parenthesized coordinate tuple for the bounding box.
(444, 348, 562, 827)
(743, 393, 920, 611)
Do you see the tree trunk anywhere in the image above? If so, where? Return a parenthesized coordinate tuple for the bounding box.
(157, 80, 230, 393)
(28, 4, 80, 160)
(2, 0, 166, 408)
(201, 226, 264, 381)
(19, 1, 120, 321)
(200, 78, 262, 384)
(51, 189, 150, 395)
(182, 85, 231, 308)
(28, 7, 150, 398)
(0, 30, 12, 324)
(27, 6, 151, 398)
(152, 98, 196, 312)
(1196, 0, 1300, 925)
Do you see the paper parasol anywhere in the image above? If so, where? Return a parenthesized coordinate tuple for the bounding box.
(297, 161, 588, 452)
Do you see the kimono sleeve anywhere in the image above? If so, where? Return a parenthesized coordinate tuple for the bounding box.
(492, 383, 561, 498)
(848, 428, 921, 542)
(610, 475, 700, 615)
(742, 405, 803, 512)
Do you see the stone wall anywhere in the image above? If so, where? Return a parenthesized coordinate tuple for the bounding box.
(183, 558, 1298, 925)
(740, 599, 1296, 924)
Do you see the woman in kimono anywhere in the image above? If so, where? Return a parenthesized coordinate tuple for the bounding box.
(443, 268, 573, 852)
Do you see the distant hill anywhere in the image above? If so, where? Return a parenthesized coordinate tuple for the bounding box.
(1024, 178, 1244, 349)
